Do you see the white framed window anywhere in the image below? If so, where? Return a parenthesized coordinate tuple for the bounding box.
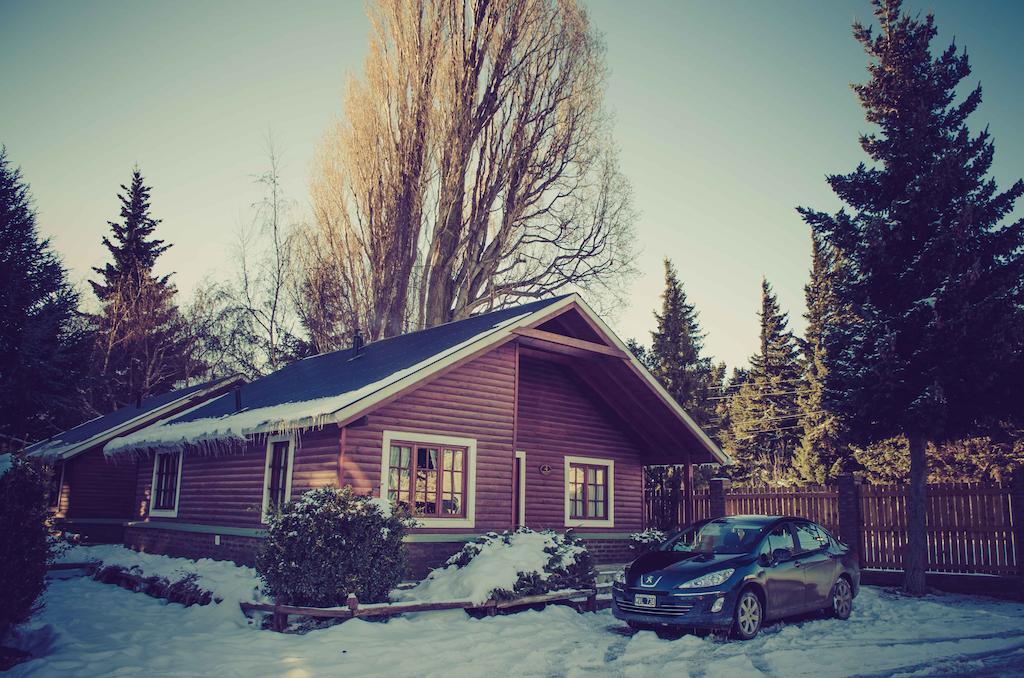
(564, 455, 614, 528)
(380, 430, 476, 529)
(261, 434, 296, 522)
(149, 451, 183, 518)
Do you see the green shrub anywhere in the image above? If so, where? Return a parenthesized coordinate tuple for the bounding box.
(0, 458, 55, 641)
(256, 487, 412, 606)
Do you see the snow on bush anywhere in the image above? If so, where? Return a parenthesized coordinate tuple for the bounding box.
(0, 457, 54, 640)
(256, 486, 412, 606)
(399, 528, 595, 605)
(60, 543, 262, 610)
(629, 529, 667, 554)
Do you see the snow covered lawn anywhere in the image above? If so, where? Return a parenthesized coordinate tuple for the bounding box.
(9, 563, 1024, 677)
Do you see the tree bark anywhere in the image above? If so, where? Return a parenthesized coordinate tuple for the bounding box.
(903, 433, 928, 595)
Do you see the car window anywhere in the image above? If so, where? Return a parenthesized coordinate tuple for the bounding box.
(794, 522, 828, 553)
(663, 520, 765, 555)
(762, 523, 796, 556)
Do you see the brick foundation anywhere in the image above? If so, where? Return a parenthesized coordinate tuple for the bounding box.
(124, 526, 262, 567)
(582, 538, 633, 565)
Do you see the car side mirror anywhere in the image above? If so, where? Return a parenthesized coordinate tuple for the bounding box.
(758, 552, 774, 567)
(772, 548, 793, 562)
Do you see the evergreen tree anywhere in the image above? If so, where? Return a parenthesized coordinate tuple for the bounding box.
(798, 0, 1024, 594)
(649, 259, 714, 426)
(91, 168, 170, 300)
(89, 168, 198, 411)
(793, 234, 849, 484)
(725, 280, 803, 485)
(0, 148, 91, 441)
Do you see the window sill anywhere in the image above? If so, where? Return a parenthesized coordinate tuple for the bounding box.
(565, 518, 614, 528)
(414, 517, 475, 529)
(149, 508, 179, 518)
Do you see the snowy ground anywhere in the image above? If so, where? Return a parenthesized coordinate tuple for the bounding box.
(9, 563, 1024, 678)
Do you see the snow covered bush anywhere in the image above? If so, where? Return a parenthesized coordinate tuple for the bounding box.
(256, 486, 412, 606)
(0, 458, 55, 640)
(629, 529, 667, 554)
(401, 528, 595, 605)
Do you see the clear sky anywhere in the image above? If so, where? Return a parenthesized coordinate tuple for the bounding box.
(2, 0, 1022, 369)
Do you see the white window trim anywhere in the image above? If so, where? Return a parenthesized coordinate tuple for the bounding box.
(564, 455, 614, 528)
(515, 450, 526, 528)
(261, 434, 296, 523)
(380, 430, 477, 529)
(149, 451, 184, 518)
(49, 462, 65, 510)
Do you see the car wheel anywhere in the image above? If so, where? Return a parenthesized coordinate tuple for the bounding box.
(732, 590, 763, 640)
(831, 577, 853, 620)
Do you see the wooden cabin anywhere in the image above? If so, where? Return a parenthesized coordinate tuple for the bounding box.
(24, 376, 242, 542)
(105, 295, 728, 573)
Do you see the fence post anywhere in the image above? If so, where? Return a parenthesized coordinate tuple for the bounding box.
(836, 473, 862, 558)
(709, 477, 731, 519)
(1011, 470, 1024, 601)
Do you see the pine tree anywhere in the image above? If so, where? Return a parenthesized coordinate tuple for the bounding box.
(91, 168, 170, 300)
(649, 259, 714, 426)
(798, 0, 1024, 594)
(89, 168, 198, 411)
(725, 280, 803, 485)
(0, 147, 91, 440)
(793, 234, 849, 485)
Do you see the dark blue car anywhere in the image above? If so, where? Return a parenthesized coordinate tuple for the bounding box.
(611, 515, 860, 639)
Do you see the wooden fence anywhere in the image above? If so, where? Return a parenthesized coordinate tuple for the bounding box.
(645, 476, 1021, 579)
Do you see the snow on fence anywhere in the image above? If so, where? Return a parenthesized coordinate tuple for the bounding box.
(645, 477, 1022, 578)
(240, 589, 599, 632)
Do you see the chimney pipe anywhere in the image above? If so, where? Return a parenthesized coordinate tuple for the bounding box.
(234, 385, 243, 412)
(351, 328, 364, 359)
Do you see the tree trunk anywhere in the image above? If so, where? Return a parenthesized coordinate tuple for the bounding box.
(903, 433, 928, 595)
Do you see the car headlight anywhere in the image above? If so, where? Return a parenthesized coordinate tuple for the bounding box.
(677, 568, 735, 589)
(613, 569, 626, 586)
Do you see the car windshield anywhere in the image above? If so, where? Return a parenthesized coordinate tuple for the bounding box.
(660, 520, 765, 555)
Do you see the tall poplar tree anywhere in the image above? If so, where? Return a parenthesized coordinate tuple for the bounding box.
(799, 0, 1024, 594)
(726, 280, 803, 485)
(793, 234, 849, 484)
(0, 148, 91, 440)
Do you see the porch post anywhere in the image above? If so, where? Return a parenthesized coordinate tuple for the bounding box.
(682, 459, 694, 526)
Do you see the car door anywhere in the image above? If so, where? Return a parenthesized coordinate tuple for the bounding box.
(793, 521, 837, 610)
(761, 522, 804, 619)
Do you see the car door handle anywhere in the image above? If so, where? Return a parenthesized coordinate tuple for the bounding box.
(793, 561, 801, 568)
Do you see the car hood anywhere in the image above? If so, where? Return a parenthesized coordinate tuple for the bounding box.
(626, 550, 754, 587)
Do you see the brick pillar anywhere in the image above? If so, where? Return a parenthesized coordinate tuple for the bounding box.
(836, 473, 862, 557)
(1011, 470, 1024, 601)
(709, 477, 731, 519)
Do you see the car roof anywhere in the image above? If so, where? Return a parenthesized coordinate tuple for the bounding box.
(709, 515, 822, 527)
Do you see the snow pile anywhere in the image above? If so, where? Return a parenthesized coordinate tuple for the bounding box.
(0, 452, 11, 478)
(11, 582, 1024, 676)
(630, 528, 667, 552)
(60, 544, 262, 617)
(397, 529, 592, 605)
(104, 312, 531, 456)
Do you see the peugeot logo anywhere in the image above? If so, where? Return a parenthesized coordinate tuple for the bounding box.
(640, 574, 662, 587)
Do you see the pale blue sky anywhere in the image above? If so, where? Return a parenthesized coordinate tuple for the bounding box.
(2, 0, 1022, 369)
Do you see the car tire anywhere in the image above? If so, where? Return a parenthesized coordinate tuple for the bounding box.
(732, 589, 763, 640)
(830, 577, 853, 620)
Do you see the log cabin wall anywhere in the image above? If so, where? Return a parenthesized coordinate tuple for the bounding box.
(53, 447, 137, 542)
(341, 343, 518, 534)
(516, 354, 646, 533)
(132, 425, 340, 528)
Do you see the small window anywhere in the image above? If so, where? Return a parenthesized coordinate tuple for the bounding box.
(150, 451, 182, 517)
(262, 437, 294, 521)
(388, 442, 466, 518)
(47, 463, 64, 509)
(794, 522, 828, 553)
(764, 524, 796, 555)
(564, 456, 614, 527)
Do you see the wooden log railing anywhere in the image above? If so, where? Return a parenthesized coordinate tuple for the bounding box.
(241, 588, 599, 632)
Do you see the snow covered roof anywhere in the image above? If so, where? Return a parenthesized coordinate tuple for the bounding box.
(104, 294, 729, 465)
(25, 376, 243, 462)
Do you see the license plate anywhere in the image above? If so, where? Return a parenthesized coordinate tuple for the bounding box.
(634, 594, 657, 607)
